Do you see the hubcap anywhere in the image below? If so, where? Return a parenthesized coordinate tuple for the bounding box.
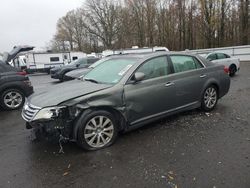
(4, 91, 23, 109)
(84, 116, 114, 148)
(204, 87, 217, 108)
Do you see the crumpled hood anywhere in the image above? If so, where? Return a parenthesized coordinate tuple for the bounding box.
(29, 80, 112, 107)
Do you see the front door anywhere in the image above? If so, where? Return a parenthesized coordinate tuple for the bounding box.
(124, 56, 177, 125)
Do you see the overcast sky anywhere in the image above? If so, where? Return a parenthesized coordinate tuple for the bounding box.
(0, 0, 83, 53)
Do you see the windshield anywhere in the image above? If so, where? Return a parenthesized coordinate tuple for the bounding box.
(69, 58, 87, 65)
(89, 58, 107, 68)
(84, 58, 137, 84)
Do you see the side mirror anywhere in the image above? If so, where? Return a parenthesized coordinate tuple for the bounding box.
(134, 72, 145, 82)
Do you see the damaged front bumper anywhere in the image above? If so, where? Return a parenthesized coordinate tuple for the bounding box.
(22, 103, 78, 142)
(26, 119, 74, 142)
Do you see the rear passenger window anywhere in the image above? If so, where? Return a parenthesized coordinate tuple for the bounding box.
(217, 53, 227, 59)
(207, 53, 217, 61)
(170, 55, 203, 73)
(137, 56, 170, 80)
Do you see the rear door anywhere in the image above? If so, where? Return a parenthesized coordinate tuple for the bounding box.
(168, 55, 207, 107)
(124, 56, 177, 125)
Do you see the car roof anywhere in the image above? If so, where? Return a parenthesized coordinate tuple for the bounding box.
(108, 51, 199, 60)
(105, 51, 211, 68)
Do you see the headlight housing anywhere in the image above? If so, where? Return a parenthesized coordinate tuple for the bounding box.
(33, 106, 66, 121)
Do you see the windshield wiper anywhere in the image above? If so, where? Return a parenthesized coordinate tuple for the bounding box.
(84, 78, 99, 84)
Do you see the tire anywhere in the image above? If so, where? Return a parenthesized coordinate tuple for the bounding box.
(201, 85, 218, 112)
(59, 72, 68, 82)
(229, 64, 237, 77)
(62, 74, 70, 81)
(0, 88, 25, 110)
(76, 110, 118, 151)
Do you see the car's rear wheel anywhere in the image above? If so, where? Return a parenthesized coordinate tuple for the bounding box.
(0, 88, 25, 110)
(201, 85, 218, 112)
(229, 64, 237, 77)
(76, 110, 118, 151)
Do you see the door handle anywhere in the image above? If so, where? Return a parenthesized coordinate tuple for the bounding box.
(200, 74, 207, 78)
(165, 82, 175, 87)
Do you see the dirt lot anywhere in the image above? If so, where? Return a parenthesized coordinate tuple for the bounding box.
(0, 62, 250, 188)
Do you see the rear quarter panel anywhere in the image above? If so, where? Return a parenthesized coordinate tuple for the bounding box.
(202, 64, 230, 99)
(213, 58, 240, 70)
(0, 75, 33, 97)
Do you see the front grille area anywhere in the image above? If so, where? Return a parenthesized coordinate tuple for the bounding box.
(22, 103, 41, 122)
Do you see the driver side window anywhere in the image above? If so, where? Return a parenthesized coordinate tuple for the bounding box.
(136, 56, 170, 80)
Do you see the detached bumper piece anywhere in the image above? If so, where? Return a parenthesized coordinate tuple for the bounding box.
(28, 120, 73, 143)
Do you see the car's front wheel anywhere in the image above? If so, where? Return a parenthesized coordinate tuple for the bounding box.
(76, 110, 118, 151)
(59, 72, 69, 82)
(0, 88, 25, 110)
(201, 85, 218, 112)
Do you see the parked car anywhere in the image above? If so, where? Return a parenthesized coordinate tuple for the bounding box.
(50, 57, 99, 81)
(22, 52, 230, 150)
(0, 62, 33, 110)
(205, 52, 240, 76)
(64, 67, 92, 80)
(65, 58, 108, 80)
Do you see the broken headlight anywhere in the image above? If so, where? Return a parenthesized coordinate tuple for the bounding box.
(33, 106, 66, 121)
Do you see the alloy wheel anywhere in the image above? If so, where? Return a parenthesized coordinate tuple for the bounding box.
(84, 116, 114, 148)
(4, 91, 23, 109)
(204, 87, 217, 109)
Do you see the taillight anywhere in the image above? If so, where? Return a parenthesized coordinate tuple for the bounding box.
(17, 71, 27, 76)
(223, 66, 229, 74)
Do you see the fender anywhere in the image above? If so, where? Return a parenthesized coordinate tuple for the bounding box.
(0, 81, 25, 94)
(200, 77, 220, 100)
(72, 105, 127, 140)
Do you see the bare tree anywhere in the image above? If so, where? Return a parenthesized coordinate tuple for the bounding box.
(239, 0, 249, 44)
(50, 0, 249, 52)
(83, 0, 120, 49)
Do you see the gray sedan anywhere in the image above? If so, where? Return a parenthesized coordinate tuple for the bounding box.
(22, 52, 230, 150)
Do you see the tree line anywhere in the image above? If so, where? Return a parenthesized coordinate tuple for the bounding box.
(49, 0, 249, 53)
